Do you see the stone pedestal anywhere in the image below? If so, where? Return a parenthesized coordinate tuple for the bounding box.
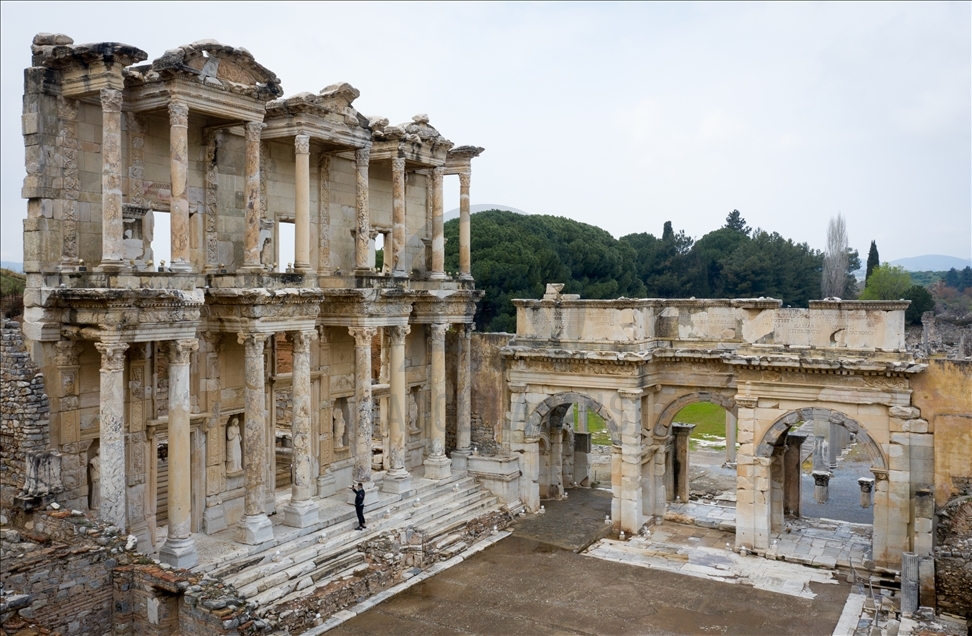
(383, 325, 412, 494)
(354, 146, 371, 273)
(242, 122, 265, 271)
(159, 339, 198, 568)
(95, 342, 128, 529)
(424, 323, 451, 478)
(812, 470, 830, 504)
(237, 332, 273, 544)
(98, 89, 124, 271)
(317, 472, 337, 498)
(168, 101, 192, 272)
(429, 167, 446, 279)
(239, 514, 274, 545)
(858, 477, 874, 508)
(282, 330, 318, 528)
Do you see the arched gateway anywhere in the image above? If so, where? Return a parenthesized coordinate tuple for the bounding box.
(499, 288, 930, 568)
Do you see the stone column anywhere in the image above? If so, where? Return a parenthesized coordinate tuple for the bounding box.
(618, 389, 644, 534)
(242, 122, 265, 271)
(98, 89, 124, 271)
(811, 430, 827, 473)
(871, 469, 891, 567)
(354, 146, 372, 273)
(95, 341, 128, 529)
(168, 100, 192, 272)
(901, 552, 919, 615)
(828, 421, 840, 470)
(424, 322, 452, 479)
(391, 157, 407, 276)
(237, 332, 273, 544)
(348, 327, 379, 505)
(317, 155, 332, 274)
(725, 411, 737, 463)
(429, 167, 446, 280)
(812, 470, 830, 503)
(783, 431, 807, 516)
(577, 402, 588, 433)
(283, 330, 318, 527)
(452, 324, 473, 471)
(458, 172, 472, 279)
(294, 135, 311, 273)
(858, 477, 874, 508)
(383, 325, 412, 494)
(672, 423, 694, 502)
(159, 339, 199, 567)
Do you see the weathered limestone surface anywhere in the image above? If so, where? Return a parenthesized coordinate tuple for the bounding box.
(95, 341, 127, 530)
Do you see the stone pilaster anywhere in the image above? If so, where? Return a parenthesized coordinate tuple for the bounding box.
(725, 411, 737, 463)
(203, 129, 221, 272)
(424, 323, 451, 479)
(783, 431, 807, 516)
(452, 324, 473, 471)
(429, 167, 446, 280)
(348, 327, 379, 505)
(283, 329, 319, 527)
(159, 339, 199, 568)
(354, 146, 371, 273)
(317, 154, 332, 274)
(168, 100, 191, 272)
(672, 423, 694, 503)
(383, 325, 412, 494)
(98, 89, 124, 271)
(294, 134, 311, 272)
(58, 96, 80, 270)
(242, 122, 265, 271)
(391, 157, 407, 275)
(95, 341, 128, 529)
(458, 172, 472, 279)
(618, 389, 644, 534)
(237, 332, 272, 544)
(316, 327, 336, 497)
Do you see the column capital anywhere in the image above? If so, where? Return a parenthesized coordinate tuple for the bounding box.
(168, 100, 189, 127)
(458, 323, 474, 338)
(169, 338, 198, 366)
(431, 165, 445, 179)
(237, 331, 269, 352)
(430, 322, 450, 338)
(391, 156, 406, 173)
(295, 134, 310, 154)
(200, 331, 224, 351)
(348, 326, 377, 347)
(618, 388, 644, 400)
(244, 121, 265, 141)
(388, 324, 411, 345)
(509, 382, 528, 394)
(100, 87, 123, 113)
(95, 341, 128, 372)
(288, 329, 318, 352)
(54, 339, 83, 367)
(355, 145, 371, 165)
(735, 396, 758, 409)
(458, 172, 471, 189)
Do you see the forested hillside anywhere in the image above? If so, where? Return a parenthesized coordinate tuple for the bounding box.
(444, 210, 854, 332)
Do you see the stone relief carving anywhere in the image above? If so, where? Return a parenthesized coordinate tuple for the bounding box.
(226, 415, 243, 474)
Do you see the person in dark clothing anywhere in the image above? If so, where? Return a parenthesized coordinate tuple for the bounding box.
(351, 483, 366, 530)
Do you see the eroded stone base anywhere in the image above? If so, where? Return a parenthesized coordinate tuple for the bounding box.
(237, 513, 273, 545)
(424, 456, 453, 480)
(282, 499, 319, 528)
(158, 536, 199, 569)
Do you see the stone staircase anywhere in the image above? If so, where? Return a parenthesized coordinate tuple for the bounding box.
(195, 473, 507, 629)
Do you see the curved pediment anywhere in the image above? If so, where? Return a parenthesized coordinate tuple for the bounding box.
(151, 39, 283, 99)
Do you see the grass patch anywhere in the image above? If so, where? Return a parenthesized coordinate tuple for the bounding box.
(575, 409, 612, 446)
(672, 402, 729, 451)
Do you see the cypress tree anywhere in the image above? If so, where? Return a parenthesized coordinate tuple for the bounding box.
(865, 240, 880, 284)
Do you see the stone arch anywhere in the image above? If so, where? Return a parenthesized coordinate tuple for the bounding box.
(755, 407, 887, 471)
(652, 391, 737, 438)
(525, 392, 620, 446)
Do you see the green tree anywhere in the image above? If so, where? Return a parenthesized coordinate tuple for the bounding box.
(903, 285, 934, 325)
(865, 241, 880, 284)
(859, 264, 911, 300)
(724, 209, 750, 235)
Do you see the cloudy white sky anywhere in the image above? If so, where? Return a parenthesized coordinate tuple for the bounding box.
(1, 2, 969, 264)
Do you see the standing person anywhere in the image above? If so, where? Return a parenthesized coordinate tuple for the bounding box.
(351, 483, 367, 530)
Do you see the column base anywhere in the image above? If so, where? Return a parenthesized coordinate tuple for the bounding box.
(239, 265, 267, 274)
(424, 455, 452, 480)
(347, 480, 381, 509)
(428, 272, 449, 281)
(293, 261, 312, 273)
(282, 499, 319, 528)
(381, 469, 413, 495)
(317, 472, 337, 498)
(450, 449, 471, 472)
(458, 273, 474, 281)
(95, 260, 125, 273)
(158, 536, 199, 569)
(391, 268, 409, 278)
(169, 260, 192, 273)
(237, 513, 274, 545)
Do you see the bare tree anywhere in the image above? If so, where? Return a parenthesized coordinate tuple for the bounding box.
(822, 213, 849, 298)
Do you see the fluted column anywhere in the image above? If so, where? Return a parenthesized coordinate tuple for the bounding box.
(458, 172, 472, 279)
(98, 89, 124, 271)
(348, 327, 379, 506)
(294, 134, 311, 272)
(237, 332, 273, 544)
(452, 324, 473, 471)
(391, 157, 407, 276)
(429, 167, 446, 279)
(168, 100, 192, 272)
(383, 325, 412, 493)
(159, 339, 199, 567)
(424, 322, 452, 479)
(242, 122, 265, 270)
(95, 341, 128, 528)
(354, 146, 372, 272)
(283, 329, 319, 527)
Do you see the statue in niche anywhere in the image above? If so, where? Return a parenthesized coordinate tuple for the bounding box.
(408, 393, 419, 434)
(226, 416, 242, 473)
(88, 449, 101, 511)
(333, 407, 346, 448)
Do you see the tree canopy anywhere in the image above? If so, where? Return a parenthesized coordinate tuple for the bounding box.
(859, 264, 911, 300)
(865, 241, 880, 284)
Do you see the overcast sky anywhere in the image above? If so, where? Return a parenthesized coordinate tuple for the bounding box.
(1, 2, 969, 265)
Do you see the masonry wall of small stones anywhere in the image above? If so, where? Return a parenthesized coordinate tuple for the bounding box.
(470, 333, 513, 456)
(934, 498, 972, 619)
(0, 319, 51, 508)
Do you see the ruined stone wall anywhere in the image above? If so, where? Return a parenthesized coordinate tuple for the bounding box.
(0, 319, 51, 509)
(910, 359, 972, 506)
(934, 497, 972, 619)
(470, 332, 513, 455)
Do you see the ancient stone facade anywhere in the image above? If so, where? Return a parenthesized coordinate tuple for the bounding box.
(15, 33, 482, 566)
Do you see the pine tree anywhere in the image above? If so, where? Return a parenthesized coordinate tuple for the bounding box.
(865, 240, 880, 284)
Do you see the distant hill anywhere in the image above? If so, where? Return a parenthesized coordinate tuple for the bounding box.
(890, 255, 972, 272)
(444, 204, 528, 222)
(0, 261, 22, 273)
